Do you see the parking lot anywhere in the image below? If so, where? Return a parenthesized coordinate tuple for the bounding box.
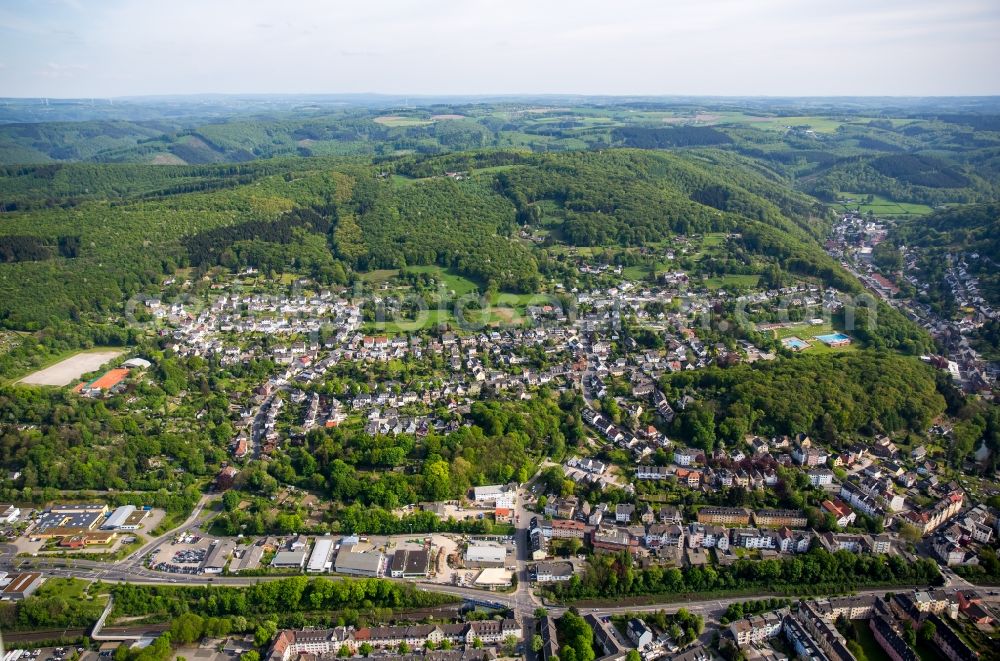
(9, 646, 86, 661)
(148, 533, 214, 574)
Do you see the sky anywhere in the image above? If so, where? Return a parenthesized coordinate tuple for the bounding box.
(1, 0, 999, 98)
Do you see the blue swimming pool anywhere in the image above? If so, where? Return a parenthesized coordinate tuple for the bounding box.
(782, 337, 809, 350)
(815, 333, 851, 344)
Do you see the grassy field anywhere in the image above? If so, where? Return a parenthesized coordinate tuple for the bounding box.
(403, 265, 481, 296)
(851, 621, 891, 661)
(36, 577, 92, 600)
(364, 305, 527, 335)
(704, 274, 760, 290)
(622, 265, 658, 281)
(357, 266, 543, 333)
(359, 268, 401, 284)
(837, 192, 933, 217)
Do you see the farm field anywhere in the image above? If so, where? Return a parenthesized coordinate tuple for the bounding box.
(16, 348, 125, 386)
(373, 115, 434, 127)
(720, 114, 853, 133)
(837, 192, 933, 217)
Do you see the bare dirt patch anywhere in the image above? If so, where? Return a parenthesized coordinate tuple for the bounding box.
(18, 349, 125, 386)
(430, 114, 465, 120)
(149, 153, 186, 165)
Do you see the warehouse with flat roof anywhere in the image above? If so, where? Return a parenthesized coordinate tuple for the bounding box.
(102, 505, 136, 530)
(334, 544, 385, 577)
(465, 541, 506, 568)
(272, 550, 307, 569)
(307, 537, 335, 572)
(1, 572, 43, 600)
(389, 548, 430, 578)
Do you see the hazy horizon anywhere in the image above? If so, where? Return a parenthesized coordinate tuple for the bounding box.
(2, 0, 999, 98)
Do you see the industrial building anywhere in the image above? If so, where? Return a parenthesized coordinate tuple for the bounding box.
(272, 550, 308, 569)
(0, 572, 43, 600)
(334, 544, 385, 577)
(464, 541, 507, 568)
(102, 505, 138, 530)
(307, 537, 335, 573)
(388, 548, 430, 578)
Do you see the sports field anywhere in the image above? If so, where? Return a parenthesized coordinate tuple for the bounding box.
(17, 349, 124, 386)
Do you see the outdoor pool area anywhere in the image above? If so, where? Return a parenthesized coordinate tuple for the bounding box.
(782, 337, 810, 351)
(814, 332, 852, 346)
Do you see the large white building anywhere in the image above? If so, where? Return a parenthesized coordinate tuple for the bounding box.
(472, 485, 514, 509)
(102, 505, 137, 530)
(0, 503, 20, 524)
(307, 537, 335, 573)
(465, 541, 507, 568)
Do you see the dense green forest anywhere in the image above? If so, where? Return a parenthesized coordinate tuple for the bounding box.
(663, 352, 946, 448)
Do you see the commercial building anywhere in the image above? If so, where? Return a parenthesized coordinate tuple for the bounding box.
(230, 544, 264, 573)
(102, 505, 143, 530)
(389, 548, 430, 578)
(0, 572, 43, 600)
(472, 485, 514, 509)
(272, 550, 308, 569)
(307, 537, 335, 573)
(0, 503, 20, 523)
(465, 541, 507, 568)
(530, 561, 574, 583)
(474, 568, 513, 589)
(34, 503, 108, 537)
(334, 544, 385, 577)
(203, 539, 236, 574)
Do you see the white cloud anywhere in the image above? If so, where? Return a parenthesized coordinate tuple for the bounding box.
(1, 0, 998, 96)
(37, 61, 87, 78)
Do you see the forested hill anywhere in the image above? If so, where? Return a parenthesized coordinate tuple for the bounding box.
(0, 149, 853, 329)
(804, 153, 999, 206)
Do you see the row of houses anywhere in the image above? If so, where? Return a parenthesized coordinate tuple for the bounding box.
(695, 507, 808, 528)
(267, 619, 522, 661)
(528, 514, 891, 559)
